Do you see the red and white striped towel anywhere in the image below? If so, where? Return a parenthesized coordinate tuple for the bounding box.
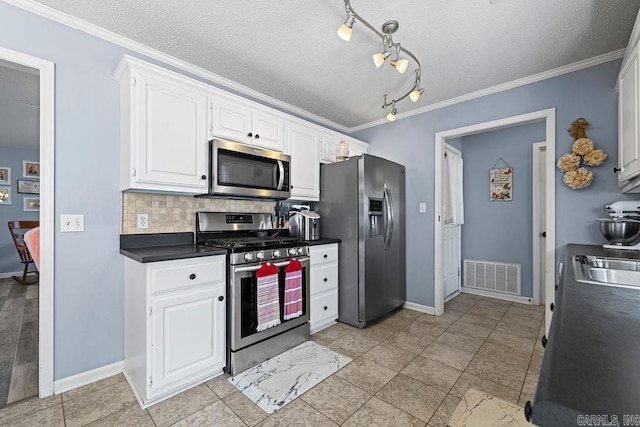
(256, 262, 281, 332)
(284, 259, 303, 320)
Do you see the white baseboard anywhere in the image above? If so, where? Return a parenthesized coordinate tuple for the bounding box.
(0, 271, 22, 279)
(53, 360, 124, 394)
(461, 287, 534, 305)
(403, 302, 435, 315)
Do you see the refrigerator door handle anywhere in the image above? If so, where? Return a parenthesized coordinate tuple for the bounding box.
(383, 183, 394, 250)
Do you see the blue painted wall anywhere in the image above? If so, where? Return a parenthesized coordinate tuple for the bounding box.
(460, 123, 546, 298)
(0, 3, 126, 378)
(354, 59, 640, 307)
(0, 148, 39, 274)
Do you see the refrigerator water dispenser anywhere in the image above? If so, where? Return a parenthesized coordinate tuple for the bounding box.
(368, 198, 383, 237)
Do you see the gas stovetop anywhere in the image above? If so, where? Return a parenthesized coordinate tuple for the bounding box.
(196, 211, 310, 265)
(203, 236, 303, 250)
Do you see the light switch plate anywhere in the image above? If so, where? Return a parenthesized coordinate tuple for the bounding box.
(419, 203, 427, 213)
(61, 214, 84, 232)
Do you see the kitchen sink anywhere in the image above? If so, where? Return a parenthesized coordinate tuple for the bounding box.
(573, 255, 640, 289)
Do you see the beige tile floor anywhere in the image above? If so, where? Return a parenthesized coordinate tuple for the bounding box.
(0, 293, 544, 426)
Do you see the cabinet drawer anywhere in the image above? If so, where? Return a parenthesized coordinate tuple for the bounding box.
(150, 257, 225, 294)
(310, 263, 338, 295)
(310, 290, 338, 325)
(310, 244, 338, 265)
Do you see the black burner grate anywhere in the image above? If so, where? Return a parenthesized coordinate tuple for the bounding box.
(204, 236, 302, 249)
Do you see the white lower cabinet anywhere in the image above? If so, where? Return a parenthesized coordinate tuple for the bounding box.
(124, 255, 226, 408)
(309, 244, 339, 333)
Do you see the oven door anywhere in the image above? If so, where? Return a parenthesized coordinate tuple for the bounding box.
(229, 257, 310, 351)
(210, 139, 291, 199)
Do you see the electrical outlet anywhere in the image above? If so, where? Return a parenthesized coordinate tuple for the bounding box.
(137, 213, 149, 229)
(419, 203, 427, 213)
(61, 214, 84, 232)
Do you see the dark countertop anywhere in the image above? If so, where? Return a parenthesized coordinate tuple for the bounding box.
(305, 238, 341, 246)
(532, 243, 640, 426)
(120, 232, 227, 263)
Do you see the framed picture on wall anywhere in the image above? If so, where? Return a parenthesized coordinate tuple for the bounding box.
(0, 186, 12, 204)
(23, 161, 40, 179)
(23, 197, 39, 212)
(17, 180, 40, 194)
(0, 167, 10, 185)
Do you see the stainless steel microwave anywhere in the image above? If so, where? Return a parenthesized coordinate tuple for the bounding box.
(209, 139, 291, 199)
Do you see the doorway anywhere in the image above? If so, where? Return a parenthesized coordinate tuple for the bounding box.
(532, 142, 547, 305)
(0, 46, 55, 400)
(434, 108, 556, 334)
(442, 143, 463, 301)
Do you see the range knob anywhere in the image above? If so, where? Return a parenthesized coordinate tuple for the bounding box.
(243, 253, 254, 262)
(256, 251, 265, 260)
(273, 249, 282, 258)
(288, 248, 298, 256)
(297, 247, 305, 255)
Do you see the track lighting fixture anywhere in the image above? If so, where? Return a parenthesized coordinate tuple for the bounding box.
(337, 0, 424, 121)
(391, 45, 409, 74)
(385, 97, 397, 121)
(409, 88, 424, 103)
(372, 50, 391, 68)
(337, 13, 355, 41)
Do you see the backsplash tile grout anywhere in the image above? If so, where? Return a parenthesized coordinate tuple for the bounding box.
(121, 192, 276, 234)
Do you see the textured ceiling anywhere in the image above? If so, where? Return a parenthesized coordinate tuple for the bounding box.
(16, 1, 640, 129)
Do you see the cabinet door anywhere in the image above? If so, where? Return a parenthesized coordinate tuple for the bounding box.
(134, 72, 208, 191)
(286, 124, 320, 200)
(252, 110, 285, 151)
(212, 97, 253, 144)
(619, 47, 640, 183)
(150, 284, 225, 393)
(320, 134, 340, 163)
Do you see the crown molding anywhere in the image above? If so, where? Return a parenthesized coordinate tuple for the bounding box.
(2, 0, 352, 134)
(349, 49, 625, 133)
(2, 0, 627, 135)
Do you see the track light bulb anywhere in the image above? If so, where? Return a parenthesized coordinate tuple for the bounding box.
(409, 88, 423, 103)
(393, 59, 409, 74)
(373, 50, 391, 68)
(387, 108, 397, 121)
(337, 14, 355, 41)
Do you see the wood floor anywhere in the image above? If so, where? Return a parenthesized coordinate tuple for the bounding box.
(0, 277, 38, 407)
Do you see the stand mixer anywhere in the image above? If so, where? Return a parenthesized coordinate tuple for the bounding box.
(600, 201, 640, 250)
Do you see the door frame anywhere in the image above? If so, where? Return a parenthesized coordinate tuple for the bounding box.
(0, 46, 55, 397)
(434, 109, 555, 331)
(532, 142, 547, 305)
(442, 142, 462, 300)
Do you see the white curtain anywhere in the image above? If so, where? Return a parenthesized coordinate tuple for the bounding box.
(443, 150, 464, 225)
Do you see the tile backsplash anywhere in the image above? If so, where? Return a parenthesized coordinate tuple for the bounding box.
(122, 192, 276, 234)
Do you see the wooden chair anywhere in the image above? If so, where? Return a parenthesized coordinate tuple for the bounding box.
(8, 220, 39, 285)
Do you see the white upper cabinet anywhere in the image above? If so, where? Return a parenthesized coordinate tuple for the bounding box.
(286, 123, 320, 201)
(211, 96, 285, 152)
(117, 56, 209, 193)
(116, 56, 368, 195)
(619, 42, 640, 187)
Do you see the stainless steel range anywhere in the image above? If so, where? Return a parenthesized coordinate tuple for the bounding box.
(196, 212, 310, 375)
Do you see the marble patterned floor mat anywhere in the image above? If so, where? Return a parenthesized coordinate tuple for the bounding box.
(229, 341, 351, 414)
(449, 388, 531, 426)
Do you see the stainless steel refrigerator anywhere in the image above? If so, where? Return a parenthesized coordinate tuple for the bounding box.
(318, 154, 406, 328)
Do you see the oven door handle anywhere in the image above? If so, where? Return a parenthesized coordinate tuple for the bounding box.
(233, 257, 310, 273)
